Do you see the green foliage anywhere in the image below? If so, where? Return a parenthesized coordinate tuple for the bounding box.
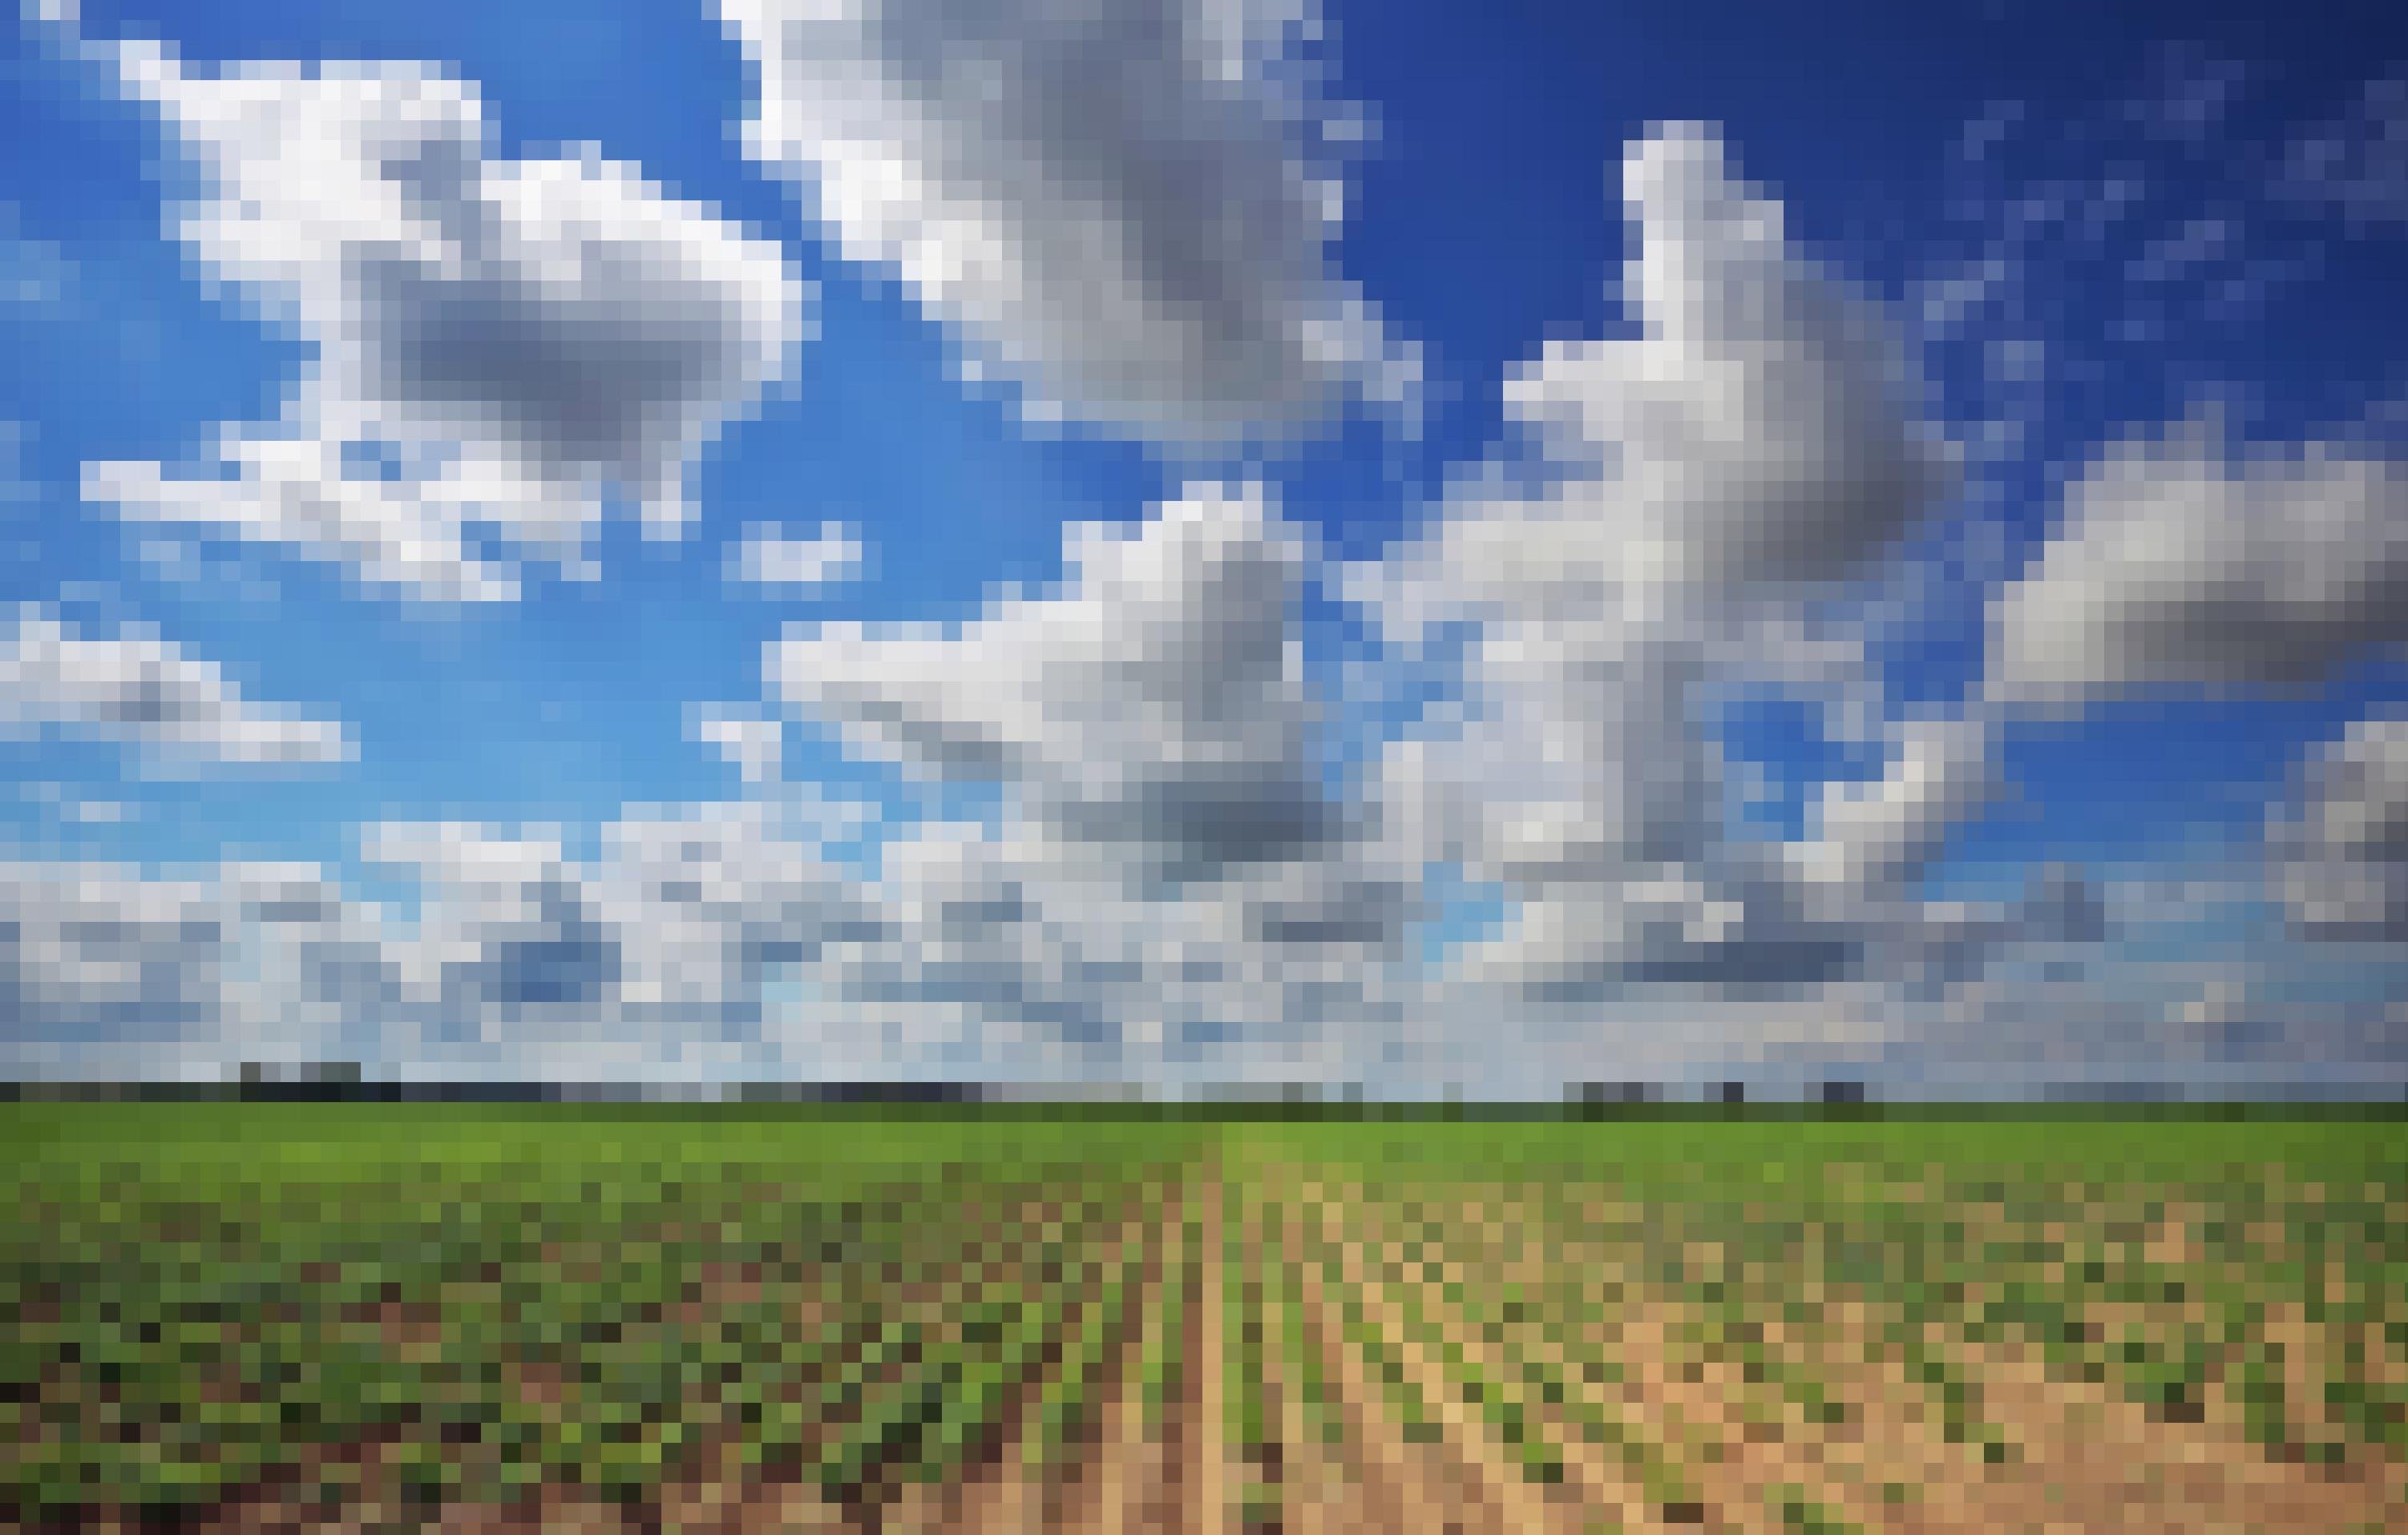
(1, 1105, 2400, 1521)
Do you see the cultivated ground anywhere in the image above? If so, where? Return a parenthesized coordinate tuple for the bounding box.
(3, 1104, 2403, 1531)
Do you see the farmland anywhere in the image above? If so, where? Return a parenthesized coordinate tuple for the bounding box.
(3, 1104, 2405, 1530)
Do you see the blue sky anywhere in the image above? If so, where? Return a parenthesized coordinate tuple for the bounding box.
(2, 0, 2404, 1093)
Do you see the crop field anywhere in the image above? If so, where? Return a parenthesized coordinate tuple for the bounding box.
(3, 1104, 2406, 1532)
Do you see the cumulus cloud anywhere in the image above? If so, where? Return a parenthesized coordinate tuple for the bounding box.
(772, 482, 1331, 885)
(358, 821, 630, 1026)
(6, 822, 638, 1080)
(81, 40, 806, 600)
(1484, 121, 1947, 596)
(1989, 415, 2408, 705)
(1353, 123, 1974, 1012)
(0, 786, 1398, 1088)
(24, 91, 2392, 1094)
(0, 813, 836, 1080)
(2273, 709, 2408, 940)
(273, 804, 872, 1076)
(717, 123, 2030, 1085)
(1351, 127, 1963, 947)
(0, 608, 351, 768)
(745, 482, 1461, 1085)
(718, 0, 1412, 446)
(727, 521, 863, 596)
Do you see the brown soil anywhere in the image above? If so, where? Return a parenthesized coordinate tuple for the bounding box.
(1294, 1234, 1493, 1534)
(1068, 1194, 1186, 1534)
(22, 1168, 2406, 1533)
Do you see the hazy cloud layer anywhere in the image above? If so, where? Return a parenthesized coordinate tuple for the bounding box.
(6, 828, 2362, 1095)
(0, 858, 378, 1080)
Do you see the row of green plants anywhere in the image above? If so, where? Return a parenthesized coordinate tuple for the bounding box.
(5, 1115, 2401, 1524)
(1264, 1162, 2406, 1531)
(1, 1156, 1169, 1519)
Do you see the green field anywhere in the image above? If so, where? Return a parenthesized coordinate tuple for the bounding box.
(5, 1104, 2405, 1529)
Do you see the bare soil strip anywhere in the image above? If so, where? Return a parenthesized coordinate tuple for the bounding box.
(1121, 1195, 1192, 1534)
(1254, 1199, 1352, 1535)
(1044, 1176, 1187, 1534)
(40, 1160, 2404, 1533)
(1402, 1186, 1840, 1531)
(1871, 1182, 2408, 1529)
(1194, 1165, 1231, 1535)
(1469, 1175, 2408, 1533)
(1295, 1182, 1585, 1534)
(1715, 1295, 2022, 1535)
(1228, 1192, 1287, 1533)
(878, 1198, 1156, 1534)
(869, 1333, 1049, 1531)
(1479, 1190, 1955, 1535)
(1614, 1293, 1915, 1535)
(1292, 1230, 1495, 1535)
(675, 1190, 1088, 1533)
(1935, 1327, 2402, 1533)
(1331, 1180, 1784, 1535)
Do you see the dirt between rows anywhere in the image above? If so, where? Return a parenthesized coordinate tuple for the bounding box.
(1356, 1177, 2407, 1535)
(1300, 1179, 1774, 1535)
(26, 1171, 2407, 1533)
(1296, 1198, 1611, 1535)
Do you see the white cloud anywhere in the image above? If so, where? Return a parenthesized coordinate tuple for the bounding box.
(592, 801, 873, 1032)
(689, 704, 786, 784)
(718, 0, 1412, 446)
(728, 521, 863, 596)
(1287, 124, 2169, 1086)
(771, 482, 1330, 883)
(0, 767, 2369, 1097)
(0, 608, 351, 769)
(24, 87, 2400, 1095)
(1360, 125, 1963, 957)
(1356, 124, 1953, 903)
(713, 127, 1973, 1070)
(749, 483, 1448, 1086)
(341, 806, 872, 1072)
(1989, 414, 2408, 706)
(1489, 122, 1947, 595)
(358, 820, 627, 1028)
(0, 858, 378, 1080)
(1788, 715, 1998, 894)
(2273, 709, 2408, 941)
(81, 42, 806, 600)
